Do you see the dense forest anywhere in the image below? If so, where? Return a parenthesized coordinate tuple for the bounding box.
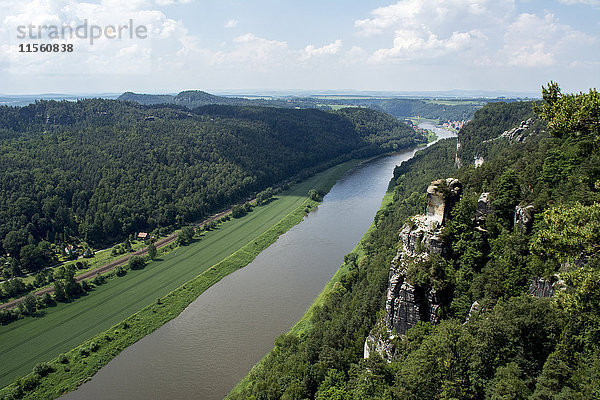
(0, 100, 424, 278)
(228, 84, 600, 399)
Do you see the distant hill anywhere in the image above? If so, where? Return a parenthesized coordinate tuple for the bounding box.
(118, 92, 175, 105)
(118, 90, 264, 108)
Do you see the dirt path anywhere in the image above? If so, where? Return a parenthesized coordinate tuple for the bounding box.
(0, 207, 234, 310)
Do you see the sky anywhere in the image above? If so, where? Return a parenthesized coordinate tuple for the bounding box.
(0, 0, 598, 95)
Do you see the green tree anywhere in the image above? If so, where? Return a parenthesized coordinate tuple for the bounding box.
(147, 242, 157, 260)
(492, 169, 520, 226)
(535, 81, 600, 139)
(19, 293, 38, 315)
(178, 226, 195, 245)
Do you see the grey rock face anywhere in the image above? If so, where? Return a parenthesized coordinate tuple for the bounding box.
(514, 205, 535, 233)
(455, 140, 463, 169)
(364, 329, 395, 361)
(476, 192, 493, 224)
(385, 179, 460, 336)
(464, 301, 481, 323)
(500, 118, 534, 143)
(528, 277, 555, 298)
(367, 179, 462, 361)
(425, 178, 462, 225)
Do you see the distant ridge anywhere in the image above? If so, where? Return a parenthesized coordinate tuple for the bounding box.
(118, 90, 257, 108)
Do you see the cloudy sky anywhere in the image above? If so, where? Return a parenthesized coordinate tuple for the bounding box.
(0, 0, 598, 95)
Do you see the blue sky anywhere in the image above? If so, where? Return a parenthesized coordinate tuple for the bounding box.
(0, 0, 598, 95)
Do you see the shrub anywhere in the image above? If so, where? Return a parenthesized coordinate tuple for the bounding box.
(115, 266, 127, 277)
(33, 362, 52, 377)
(128, 256, 146, 270)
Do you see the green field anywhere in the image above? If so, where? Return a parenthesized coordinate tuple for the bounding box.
(0, 159, 360, 390)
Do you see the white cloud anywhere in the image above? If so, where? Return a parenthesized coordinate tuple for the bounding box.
(154, 0, 192, 5)
(355, 0, 514, 37)
(499, 13, 596, 67)
(209, 33, 289, 70)
(0, 0, 191, 75)
(370, 29, 486, 62)
(357, 0, 511, 63)
(558, 0, 600, 5)
(224, 19, 238, 28)
(303, 39, 342, 59)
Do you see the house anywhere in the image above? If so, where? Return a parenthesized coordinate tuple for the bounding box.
(137, 232, 149, 240)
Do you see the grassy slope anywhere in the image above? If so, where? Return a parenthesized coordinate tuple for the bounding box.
(226, 190, 395, 398)
(0, 159, 360, 391)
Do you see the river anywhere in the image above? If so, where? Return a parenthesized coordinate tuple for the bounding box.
(62, 124, 455, 400)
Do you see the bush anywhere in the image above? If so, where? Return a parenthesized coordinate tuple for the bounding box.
(231, 204, 246, 218)
(128, 256, 146, 270)
(57, 353, 68, 364)
(33, 362, 52, 377)
(178, 226, 195, 245)
(115, 266, 127, 277)
(22, 374, 40, 391)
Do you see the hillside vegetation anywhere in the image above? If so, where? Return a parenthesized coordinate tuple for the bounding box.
(228, 84, 600, 400)
(0, 100, 423, 280)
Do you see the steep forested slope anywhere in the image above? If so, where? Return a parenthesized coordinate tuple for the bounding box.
(0, 100, 423, 277)
(229, 84, 600, 400)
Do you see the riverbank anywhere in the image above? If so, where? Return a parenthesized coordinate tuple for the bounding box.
(0, 159, 363, 399)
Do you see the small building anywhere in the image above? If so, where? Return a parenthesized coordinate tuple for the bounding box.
(137, 232, 149, 240)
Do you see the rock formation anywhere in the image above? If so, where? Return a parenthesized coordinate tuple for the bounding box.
(476, 193, 492, 224)
(528, 275, 564, 298)
(500, 118, 534, 143)
(365, 178, 462, 361)
(514, 205, 535, 233)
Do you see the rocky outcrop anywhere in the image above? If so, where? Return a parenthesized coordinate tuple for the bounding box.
(464, 301, 481, 323)
(474, 156, 484, 168)
(366, 179, 461, 361)
(364, 325, 396, 361)
(425, 178, 462, 226)
(500, 118, 535, 143)
(455, 140, 463, 168)
(514, 205, 535, 233)
(476, 193, 493, 224)
(528, 276, 564, 298)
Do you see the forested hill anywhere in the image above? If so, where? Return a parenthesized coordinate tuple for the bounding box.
(118, 90, 323, 109)
(229, 84, 600, 399)
(0, 99, 424, 277)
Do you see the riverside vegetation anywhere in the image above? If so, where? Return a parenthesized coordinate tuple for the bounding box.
(228, 83, 600, 400)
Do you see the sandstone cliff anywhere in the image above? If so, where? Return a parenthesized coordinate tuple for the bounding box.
(365, 178, 461, 361)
